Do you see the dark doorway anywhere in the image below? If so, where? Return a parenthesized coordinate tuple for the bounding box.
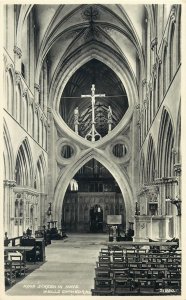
(90, 204, 103, 233)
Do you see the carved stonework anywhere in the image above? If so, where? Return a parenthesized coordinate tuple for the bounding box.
(22, 88, 28, 98)
(5, 63, 13, 72)
(34, 103, 39, 113)
(15, 71, 21, 85)
(148, 82, 153, 92)
(143, 99, 147, 109)
(34, 83, 40, 93)
(151, 37, 157, 50)
(29, 98, 34, 105)
(163, 37, 168, 48)
(139, 185, 159, 202)
(4, 180, 16, 187)
(13, 46, 22, 59)
(152, 63, 157, 79)
(174, 163, 181, 175)
(136, 104, 140, 110)
(156, 55, 162, 66)
(170, 5, 177, 23)
(40, 113, 44, 121)
(142, 79, 147, 87)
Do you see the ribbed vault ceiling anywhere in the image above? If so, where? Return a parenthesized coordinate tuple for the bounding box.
(20, 4, 150, 136)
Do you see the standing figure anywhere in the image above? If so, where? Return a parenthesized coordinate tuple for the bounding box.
(108, 106, 112, 132)
(74, 107, 79, 134)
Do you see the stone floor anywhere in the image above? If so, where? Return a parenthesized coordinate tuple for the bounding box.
(5, 233, 107, 296)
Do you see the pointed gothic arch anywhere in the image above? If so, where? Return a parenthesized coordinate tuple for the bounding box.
(53, 149, 134, 227)
(14, 138, 34, 186)
(140, 150, 145, 185)
(3, 120, 14, 180)
(157, 108, 175, 178)
(34, 153, 47, 193)
(146, 134, 156, 183)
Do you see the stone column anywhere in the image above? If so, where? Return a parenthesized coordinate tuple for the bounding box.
(43, 62, 48, 115)
(13, 46, 22, 73)
(34, 83, 40, 104)
(40, 69, 44, 110)
(174, 163, 181, 246)
(3, 180, 16, 238)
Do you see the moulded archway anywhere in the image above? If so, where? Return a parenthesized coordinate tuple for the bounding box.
(53, 149, 134, 228)
(3, 120, 14, 180)
(51, 43, 138, 149)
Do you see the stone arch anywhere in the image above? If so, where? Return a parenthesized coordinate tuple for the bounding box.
(6, 68, 14, 115)
(50, 43, 138, 147)
(34, 153, 47, 193)
(146, 134, 156, 183)
(157, 107, 175, 178)
(51, 43, 137, 112)
(175, 100, 181, 163)
(3, 120, 14, 180)
(53, 149, 134, 227)
(14, 137, 34, 186)
(139, 150, 145, 185)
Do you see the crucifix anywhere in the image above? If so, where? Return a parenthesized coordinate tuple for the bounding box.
(81, 84, 105, 142)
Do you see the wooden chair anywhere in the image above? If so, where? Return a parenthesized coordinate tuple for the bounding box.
(94, 277, 112, 291)
(111, 261, 127, 270)
(20, 238, 37, 262)
(100, 248, 110, 256)
(96, 261, 111, 269)
(137, 278, 155, 293)
(99, 256, 110, 263)
(10, 254, 26, 277)
(114, 278, 134, 294)
(4, 261, 16, 286)
(91, 288, 113, 296)
(95, 268, 111, 278)
(113, 256, 125, 262)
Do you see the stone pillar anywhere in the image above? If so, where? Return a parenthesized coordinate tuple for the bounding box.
(13, 45, 22, 73)
(3, 180, 16, 238)
(174, 163, 181, 246)
(40, 193, 48, 226)
(43, 62, 48, 115)
(34, 83, 40, 104)
(40, 69, 44, 110)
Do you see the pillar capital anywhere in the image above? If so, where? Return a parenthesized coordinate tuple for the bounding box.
(174, 163, 181, 175)
(151, 37, 157, 51)
(4, 180, 17, 187)
(13, 46, 22, 59)
(34, 83, 40, 93)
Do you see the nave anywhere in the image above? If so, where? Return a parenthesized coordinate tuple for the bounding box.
(6, 234, 107, 296)
(5, 233, 181, 296)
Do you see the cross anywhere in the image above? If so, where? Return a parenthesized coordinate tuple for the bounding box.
(81, 84, 105, 142)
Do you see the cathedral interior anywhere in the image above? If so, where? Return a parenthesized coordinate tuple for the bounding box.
(2, 4, 182, 296)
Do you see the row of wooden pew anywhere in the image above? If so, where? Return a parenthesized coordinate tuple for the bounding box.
(4, 237, 46, 287)
(91, 248, 181, 295)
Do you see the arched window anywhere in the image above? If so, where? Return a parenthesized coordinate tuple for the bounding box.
(16, 85, 21, 123)
(15, 138, 34, 186)
(146, 135, 156, 183)
(169, 24, 176, 81)
(157, 109, 174, 178)
(22, 95, 28, 129)
(35, 112, 39, 142)
(7, 71, 14, 115)
(163, 46, 168, 95)
(28, 104, 34, 136)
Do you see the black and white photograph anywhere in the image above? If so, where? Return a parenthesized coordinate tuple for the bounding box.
(0, 2, 185, 298)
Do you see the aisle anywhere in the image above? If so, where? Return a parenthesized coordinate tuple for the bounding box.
(6, 234, 107, 296)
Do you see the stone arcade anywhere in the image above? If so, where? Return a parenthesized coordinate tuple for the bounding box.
(2, 3, 182, 296)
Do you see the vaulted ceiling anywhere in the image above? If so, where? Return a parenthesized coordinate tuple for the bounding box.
(20, 4, 150, 136)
